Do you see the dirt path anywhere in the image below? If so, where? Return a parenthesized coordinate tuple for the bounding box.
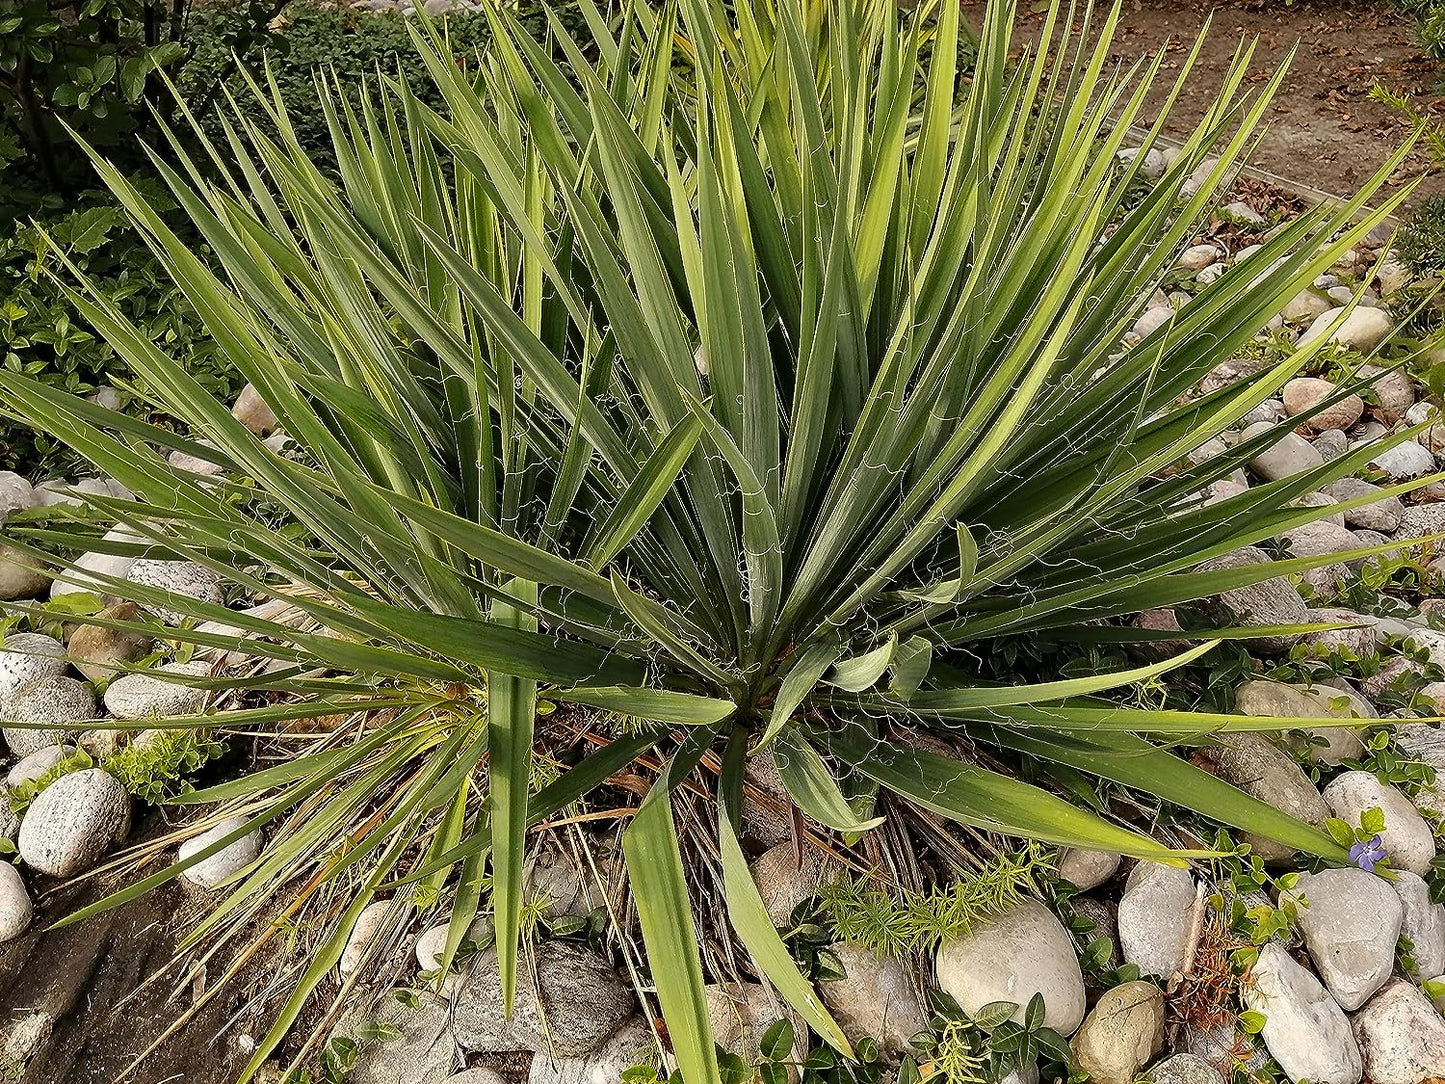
(972, 0, 1445, 205)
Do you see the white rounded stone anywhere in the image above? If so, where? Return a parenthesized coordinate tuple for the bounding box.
(178, 814, 263, 889)
(0, 862, 31, 942)
(17, 768, 129, 877)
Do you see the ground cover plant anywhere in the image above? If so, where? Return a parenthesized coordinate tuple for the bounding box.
(0, 0, 1441, 1077)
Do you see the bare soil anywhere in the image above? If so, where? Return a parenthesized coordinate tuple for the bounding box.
(971, 0, 1445, 205)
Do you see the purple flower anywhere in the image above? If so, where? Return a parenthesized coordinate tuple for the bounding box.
(1349, 833, 1387, 873)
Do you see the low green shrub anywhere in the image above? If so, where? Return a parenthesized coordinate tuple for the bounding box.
(0, 187, 240, 478)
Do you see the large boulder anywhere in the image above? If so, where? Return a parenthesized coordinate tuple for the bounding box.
(936, 899, 1085, 1035)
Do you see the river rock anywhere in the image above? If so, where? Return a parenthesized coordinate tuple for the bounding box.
(1366, 439, 1436, 481)
(1299, 307, 1393, 352)
(104, 660, 210, 719)
(338, 989, 456, 1084)
(752, 842, 834, 926)
(1205, 734, 1328, 863)
(3, 676, 94, 758)
(1303, 608, 1380, 658)
(1292, 867, 1403, 1010)
(818, 942, 928, 1055)
(340, 900, 398, 976)
(742, 757, 791, 847)
(1071, 981, 1165, 1084)
(452, 941, 634, 1056)
(1353, 979, 1445, 1084)
(1389, 870, 1445, 978)
(125, 560, 226, 625)
(1322, 478, 1404, 532)
(0, 863, 30, 942)
(936, 899, 1085, 1035)
(1117, 862, 1195, 979)
(0, 546, 49, 601)
(0, 633, 66, 707)
(1148, 1054, 1222, 1084)
(66, 603, 155, 680)
(17, 769, 129, 877)
(1360, 363, 1418, 422)
(1233, 679, 1371, 763)
(1283, 378, 1365, 431)
(1180, 244, 1222, 271)
(6, 745, 75, 789)
(231, 384, 280, 436)
(1322, 771, 1436, 875)
(1194, 547, 1308, 652)
(1242, 421, 1323, 480)
(527, 1015, 657, 1084)
(49, 526, 144, 600)
(1243, 942, 1361, 1084)
(1057, 848, 1122, 891)
(523, 844, 611, 920)
(705, 982, 807, 1067)
(179, 814, 263, 889)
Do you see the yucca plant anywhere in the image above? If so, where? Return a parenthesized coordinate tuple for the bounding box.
(0, 0, 1439, 1077)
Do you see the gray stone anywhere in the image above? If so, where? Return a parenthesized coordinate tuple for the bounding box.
(752, 842, 834, 926)
(1364, 439, 1437, 481)
(1070, 981, 1164, 1084)
(179, 814, 263, 889)
(742, 756, 791, 847)
(705, 982, 807, 1068)
(1243, 942, 1361, 1084)
(1360, 363, 1418, 423)
(1303, 608, 1380, 658)
(413, 914, 490, 974)
(125, 560, 225, 625)
(1148, 1054, 1221, 1084)
(1391, 870, 1445, 977)
(1071, 896, 1120, 971)
(340, 990, 456, 1084)
(168, 445, 227, 478)
(0, 862, 30, 942)
(1283, 290, 1333, 323)
(1117, 861, 1196, 979)
(67, 603, 155, 681)
(1397, 503, 1445, 542)
(0, 473, 35, 519)
(527, 1016, 657, 1084)
(6, 745, 75, 789)
(1314, 428, 1351, 459)
(49, 525, 143, 600)
(1205, 734, 1328, 864)
(1322, 771, 1436, 876)
(1233, 679, 1371, 763)
(1133, 307, 1174, 339)
(0, 546, 50, 601)
(1298, 306, 1394, 352)
(1243, 421, 1324, 481)
(1322, 478, 1404, 532)
(3, 676, 94, 758)
(448, 1072, 508, 1084)
(17, 768, 129, 877)
(104, 660, 210, 719)
(524, 844, 612, 920)
(1180, 244, 1223, 271)
(818, 942, 928, 1055)
(452, 941, 634, 1056)
(1056, 848, 1122, 891)
(1292, 867, 1403, 1010)
(1194, 547, 1308, 653)
(0, 633, 66, 707)
(935, 899, 1085, 1035)
(1352, 979, 1445, 1084)
(1283, 377, 1365, 431)
(1281, 520, 1363, 595)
